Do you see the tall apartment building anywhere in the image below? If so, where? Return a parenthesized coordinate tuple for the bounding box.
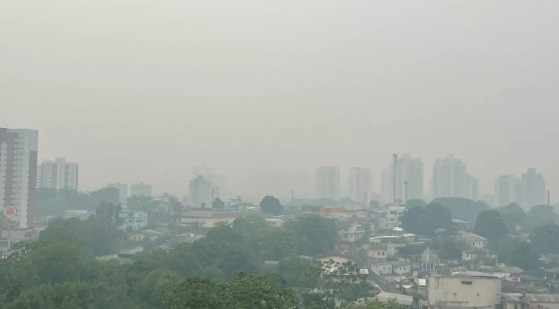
(432, 154, 478, 200)
(189, 175, 215, 208)
(495, 175, 518, 207)
(381, 154, 424, 203)
(494, 169, 546, 209)
(518, 168, 546, 208)
(37, 157, 79, 191)
(0, 128, 38, 228)
(192, 165, 225, 198)
(348, 167, 372, 204)
(316, 166, 340, 199)
(130, 183, 152, 197)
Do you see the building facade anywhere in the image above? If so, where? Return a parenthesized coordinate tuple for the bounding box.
(130, 183, 152, 197)
(189, 175, 215, 208)
(348, 167, 372, 204)
(316, 166, 340, 199)
(432, 154, 478, 200)
(37, 157, 79, 191)
(428, 274, 502, 308)
(381, 154, 423, 204)
(0, 128, 38, 228)
(495, 175, 518, 207)
(107, 182, 128, 205)
(518, 168, 546, 208)
(494, 169, 546, 209)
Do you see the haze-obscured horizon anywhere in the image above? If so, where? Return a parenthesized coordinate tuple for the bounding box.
(2, 0, 558, 200)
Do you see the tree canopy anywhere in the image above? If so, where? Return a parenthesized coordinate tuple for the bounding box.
(260, 195, 284, 215)
(474, 210, 508, 244)
(401, 203, 452, 236)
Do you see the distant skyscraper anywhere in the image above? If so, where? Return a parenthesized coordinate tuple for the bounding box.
(518, 168, 546, 208)
(0, 128, 38, 228)
(192, 165, 225, 198)
(37, 157, 79, 191)
(381, 154, 423, 203)
(108, 182, 128, 204)
(432, 154, 477, 200)
(348, 167, 372, 204)
(495, 175, 518, 207)
(316, 166, 340, 199)
(130, 183, 152, 197)
(189, 175, 215, 208)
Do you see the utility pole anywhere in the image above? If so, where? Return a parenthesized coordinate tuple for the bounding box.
(392, 153, 398, 204)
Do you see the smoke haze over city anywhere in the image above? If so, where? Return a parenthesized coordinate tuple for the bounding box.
(3, 0, 559, 200)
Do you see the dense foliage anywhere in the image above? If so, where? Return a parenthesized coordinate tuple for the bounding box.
(0, 203, 345, 308)
(401, 203, 452, 236)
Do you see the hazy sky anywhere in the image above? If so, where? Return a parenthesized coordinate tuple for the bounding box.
(2, 1, 558, 200)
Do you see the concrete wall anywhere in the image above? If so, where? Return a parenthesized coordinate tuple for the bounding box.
(428, 276, 502, 308)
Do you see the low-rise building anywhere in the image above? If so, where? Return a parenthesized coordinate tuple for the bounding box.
(459, 232, 489, 250)
(119, 211, 148, 231)
(428, 273, 502, 309)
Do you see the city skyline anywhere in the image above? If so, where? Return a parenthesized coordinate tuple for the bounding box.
(3, 126, 554, 205)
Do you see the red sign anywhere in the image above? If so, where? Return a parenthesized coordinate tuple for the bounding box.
(4, 206, 16, 218)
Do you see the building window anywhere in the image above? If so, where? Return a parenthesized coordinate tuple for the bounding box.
(461, 281, 473, 285)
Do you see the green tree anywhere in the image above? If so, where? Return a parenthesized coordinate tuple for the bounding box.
(527, 205, 558, 230)
(285, 216, 337, 256)
(401, 203, 452, 236)
(531, 224, 559, 254)
(260, 195, 284, 215)
(31, 241, 93, 284)
(277, 256, 320, 288)
(496, 237, 541, 270)
(499, 203, 526, 233)
(0, 244, 39, 306)
(437, 238, 463, 261)
(4, 281, 134, 309)
(212, 198, 225, 209)
(474, 210, 508, 243)
(320, 260, 370, 307)
(161, 273, 299, 309)
(431, 197, 490, 222)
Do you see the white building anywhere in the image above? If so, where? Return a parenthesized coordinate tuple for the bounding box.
(518, 168, 546, 208)
(37, 157, 79, 191)
(348, 167, 372, 204)
(189, 175, 215, 208)
(381, 154, 423, 204)
(428, 273, 502, 308)
(130, 183, 152, 197)
(494, 169, 546, 209)
(316, 166, 340, 199)
(432, 155, 478, 200)
(0, 128, 38, 228)
(118, 211, 148, 231)
(495, 175, 518, 207)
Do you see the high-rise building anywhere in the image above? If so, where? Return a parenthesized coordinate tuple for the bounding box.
(189, 175, 215, 208)
(432, 154, 478, 200)
(495, 175, 518, 207)
(130, 183, 152, 197)
(381, 154, 424, 203)
(348, 167, 372, 204)
(37, 157, 79, 191)
(315, 166, 340, 199)
(192, 165, 225, 198)
(518, 168, 546, 208)
(107, 182, 128, 204)
(0, 128, 38, 228)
